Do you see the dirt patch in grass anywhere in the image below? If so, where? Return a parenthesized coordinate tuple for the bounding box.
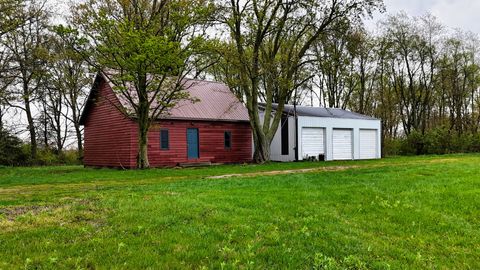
(0, 205, 55, 221)
(0, 198, 107, 232)
(377, 157, 461, 166)
(0, 176, 187, 197)
(207, 157, 463, 179)
(208, 165, 361, 179)
(424, 158, 460, 163)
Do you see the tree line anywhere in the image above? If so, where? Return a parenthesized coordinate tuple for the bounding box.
(0, 0, 89, 165)
(304, 13, 480, 155)
(0, 0, 479, 167)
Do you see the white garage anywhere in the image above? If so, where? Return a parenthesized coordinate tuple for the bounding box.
(261, 104, 381, 161)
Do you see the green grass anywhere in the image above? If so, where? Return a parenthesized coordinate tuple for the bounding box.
(0, 154, 479, 269)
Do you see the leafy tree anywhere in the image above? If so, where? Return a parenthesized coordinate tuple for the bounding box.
(379, 13, 442, 135)
(70, 0, 214, 168)
(349, 28, 377, 115)
(213, 0, 384, 163)
(312, 20, 362, 109)
(1, 1, 50, 160)
(0, 0, 37, 126)
(0, 0, 30, 37)
(0, 0, 43, 106)
(46, 26, 91, 159)
(371, 35, 401, 147)
(438, 32, 480, 134)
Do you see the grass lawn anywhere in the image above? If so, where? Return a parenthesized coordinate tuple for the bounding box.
(0, 154, 479, 269)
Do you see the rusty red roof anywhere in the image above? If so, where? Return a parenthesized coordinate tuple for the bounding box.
(163, 79, 249, 122)
(80, 73, 250, 124)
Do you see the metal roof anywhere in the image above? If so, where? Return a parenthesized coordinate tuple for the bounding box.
(260, 103, 378, 120)
(160, 79, 249, 122)
(81, 73, 250, 124)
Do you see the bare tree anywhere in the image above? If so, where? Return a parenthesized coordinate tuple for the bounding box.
(47, 26, 90, 158)
(1, 1, 50, 159)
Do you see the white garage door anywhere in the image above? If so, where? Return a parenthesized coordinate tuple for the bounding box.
(333, 129, 353, 160)
(360, 129, 378, 159)
(301, 127, 325, 158)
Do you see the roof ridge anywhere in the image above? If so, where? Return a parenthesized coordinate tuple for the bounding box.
(260, 103, 378, 120)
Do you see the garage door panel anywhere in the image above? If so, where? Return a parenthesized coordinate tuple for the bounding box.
(302, 128, 325, 158)
(333, 129, 353, 160)
(360, 129, 377, 159)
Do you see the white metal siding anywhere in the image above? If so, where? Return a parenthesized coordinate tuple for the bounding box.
(262, 112, 296, 162)
(301, 127, 325, 158)
(359, 129, 377, 159)
(266, 113, 381, 162)
(332, 129, 353, 160)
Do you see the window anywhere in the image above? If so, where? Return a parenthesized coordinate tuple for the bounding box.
(224, 131, 232, 149)
(281, 117, 289, 155)
(160, 129, 169, 150)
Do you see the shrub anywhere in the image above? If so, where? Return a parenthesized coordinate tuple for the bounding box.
(63, 149, 82, 165)
(36, 148, 60, 166)
(382, 137, 402, 156)
(393, 127, 480, 156)
(36, 148, 81, 166)
(0, 129, 29, 166)
(9, 141, 81, 166)
(400, 130, 424, 155)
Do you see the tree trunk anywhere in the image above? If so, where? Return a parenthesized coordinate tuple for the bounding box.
(137, 122, 149, 169)
(24, 98, 37, 160)
(75, 123, 83, 159)
(55, 125, 63, 154)
(69, 95, 84, 159)
(53, 98, 64, 153)
(252, 131, 270, 163)
(0, 106, 3, 131)
(136, 84, 150, 169)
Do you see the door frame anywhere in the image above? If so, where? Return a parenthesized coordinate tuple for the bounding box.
(332, 128, 354, 160)
(186, 128, 200, 159)
(301, 127, 326, 159)
(359, 128, 378, 159)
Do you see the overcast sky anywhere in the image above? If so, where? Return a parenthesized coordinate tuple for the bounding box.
(367, 0, 480, 35)
(50, 0, 480, 35)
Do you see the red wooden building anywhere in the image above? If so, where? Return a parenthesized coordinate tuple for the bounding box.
(79, 73, 252, 168)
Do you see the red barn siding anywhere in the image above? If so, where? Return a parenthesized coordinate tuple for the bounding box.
(83, 80, 137, 168)
(82, 75, 252, 168)
(143, 120, 252, 167)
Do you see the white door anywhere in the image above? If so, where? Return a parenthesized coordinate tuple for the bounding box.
(332, 129, 353, 160)
(301, 127, 325, 159)
(359, 129, 378, 159)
